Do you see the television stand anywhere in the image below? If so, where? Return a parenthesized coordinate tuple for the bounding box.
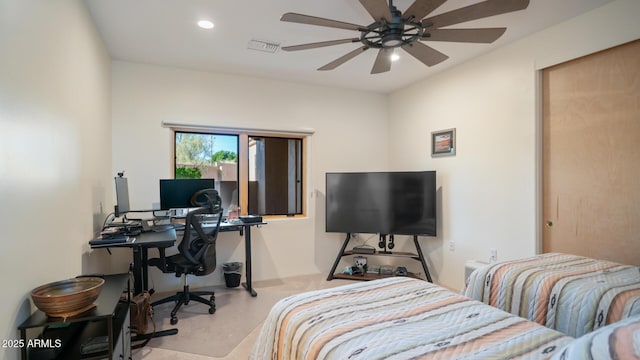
(327, 234, 432, 282)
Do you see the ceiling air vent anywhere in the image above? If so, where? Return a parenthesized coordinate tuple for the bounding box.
(247, 39, 280, 53)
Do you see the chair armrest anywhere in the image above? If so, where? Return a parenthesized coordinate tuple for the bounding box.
(148, 248, 174, 273)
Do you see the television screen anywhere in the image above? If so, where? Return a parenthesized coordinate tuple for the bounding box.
(160, 179, 215, 210)
(326, 171, 436, 236)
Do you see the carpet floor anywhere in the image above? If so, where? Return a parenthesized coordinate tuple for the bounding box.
(133, 273, 352, 360)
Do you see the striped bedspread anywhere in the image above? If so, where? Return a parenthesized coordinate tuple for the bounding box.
(251, 277, 572, 360)
(550, 314, 640, 360)
(464, 253, 640, 337)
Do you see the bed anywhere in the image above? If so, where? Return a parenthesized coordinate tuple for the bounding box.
(251, 277, 573, 360)
(463, 253, 640, 337)
(549, 313, 640, 359)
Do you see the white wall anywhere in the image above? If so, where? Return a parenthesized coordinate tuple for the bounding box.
(388, 0, 640, 290)
(0, 0, 112, 358)
(2, 4, 636, 349)
(111, 62, 389, 290)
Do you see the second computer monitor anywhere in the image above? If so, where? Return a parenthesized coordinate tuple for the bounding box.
(114, 176, 131, 217)
(160, 178, 215, 210)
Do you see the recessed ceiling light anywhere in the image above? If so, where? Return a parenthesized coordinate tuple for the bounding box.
(391, 53, 400, 62)
(197, 20, 214, 29)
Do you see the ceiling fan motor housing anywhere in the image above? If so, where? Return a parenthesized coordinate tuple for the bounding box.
(361, 5, 425, 49)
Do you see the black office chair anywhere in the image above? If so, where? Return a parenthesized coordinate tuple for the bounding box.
(149, 188, 223, 325)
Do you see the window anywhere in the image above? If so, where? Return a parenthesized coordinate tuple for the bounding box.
(174, 131, 239, 217)
(248, 136, 302, 216)
(173, 130, 304, 218)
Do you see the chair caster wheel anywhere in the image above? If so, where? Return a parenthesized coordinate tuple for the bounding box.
(209, 307, 216, 314)
(170, 317, 178, 325)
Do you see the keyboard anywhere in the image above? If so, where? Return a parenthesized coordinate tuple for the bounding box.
(106, 220, 139, 227)
(151, 224, 174, 232)
(89, 235, 128, 245)
(171, 223, 186, 231)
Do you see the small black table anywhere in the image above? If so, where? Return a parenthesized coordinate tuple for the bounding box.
(18, 274, 130, 360)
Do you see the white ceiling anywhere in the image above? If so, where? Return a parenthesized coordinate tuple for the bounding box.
(84, 0, 613, 93)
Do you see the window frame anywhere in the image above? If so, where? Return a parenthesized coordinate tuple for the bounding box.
(170, 128, 307, 219)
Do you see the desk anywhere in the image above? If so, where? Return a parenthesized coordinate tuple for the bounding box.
(90, 230, 176, 295)
(90, 221, 265, 297)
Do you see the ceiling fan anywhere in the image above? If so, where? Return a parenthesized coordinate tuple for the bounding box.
(280, 0, 530, 74)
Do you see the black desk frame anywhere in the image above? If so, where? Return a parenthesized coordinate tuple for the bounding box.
(91, 230, 177, 296)
(219, 221, 265, 297)
(90, 222, 265, 298)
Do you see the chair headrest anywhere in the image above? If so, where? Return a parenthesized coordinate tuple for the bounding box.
(190, 188, 222, 213)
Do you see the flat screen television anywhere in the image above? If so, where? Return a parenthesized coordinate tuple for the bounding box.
(326, 171, 436, 236)
(160, 178, 215, 210)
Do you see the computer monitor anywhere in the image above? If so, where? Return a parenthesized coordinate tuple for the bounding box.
(160, 179, 215, 210)
(114, 176, 131, 217)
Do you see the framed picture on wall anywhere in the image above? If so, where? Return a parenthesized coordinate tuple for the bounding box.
(431, 128, 456, 157)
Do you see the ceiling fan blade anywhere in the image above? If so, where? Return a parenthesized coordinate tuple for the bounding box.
(359, 0, 393, 22)
(423, 28, 506, 43)
(423, 0, 530, 29)
(318, 46, 369, 71)
(404, 0, 447, 21)
(371, 48, 392, 74)
(282, 39, 360, 51)
(401, 42, 448, 67)
(281, 12, 364, 31)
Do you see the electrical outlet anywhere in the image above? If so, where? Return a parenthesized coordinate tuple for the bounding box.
(449, 240, 455, 251)
(490, 248, 497, 263)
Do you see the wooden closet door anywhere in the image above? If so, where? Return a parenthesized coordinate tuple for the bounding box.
(542, 39, 640, 265)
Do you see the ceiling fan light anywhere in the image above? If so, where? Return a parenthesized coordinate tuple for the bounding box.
(197, 20, 214, 29)
(381, 33, 402, 47)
